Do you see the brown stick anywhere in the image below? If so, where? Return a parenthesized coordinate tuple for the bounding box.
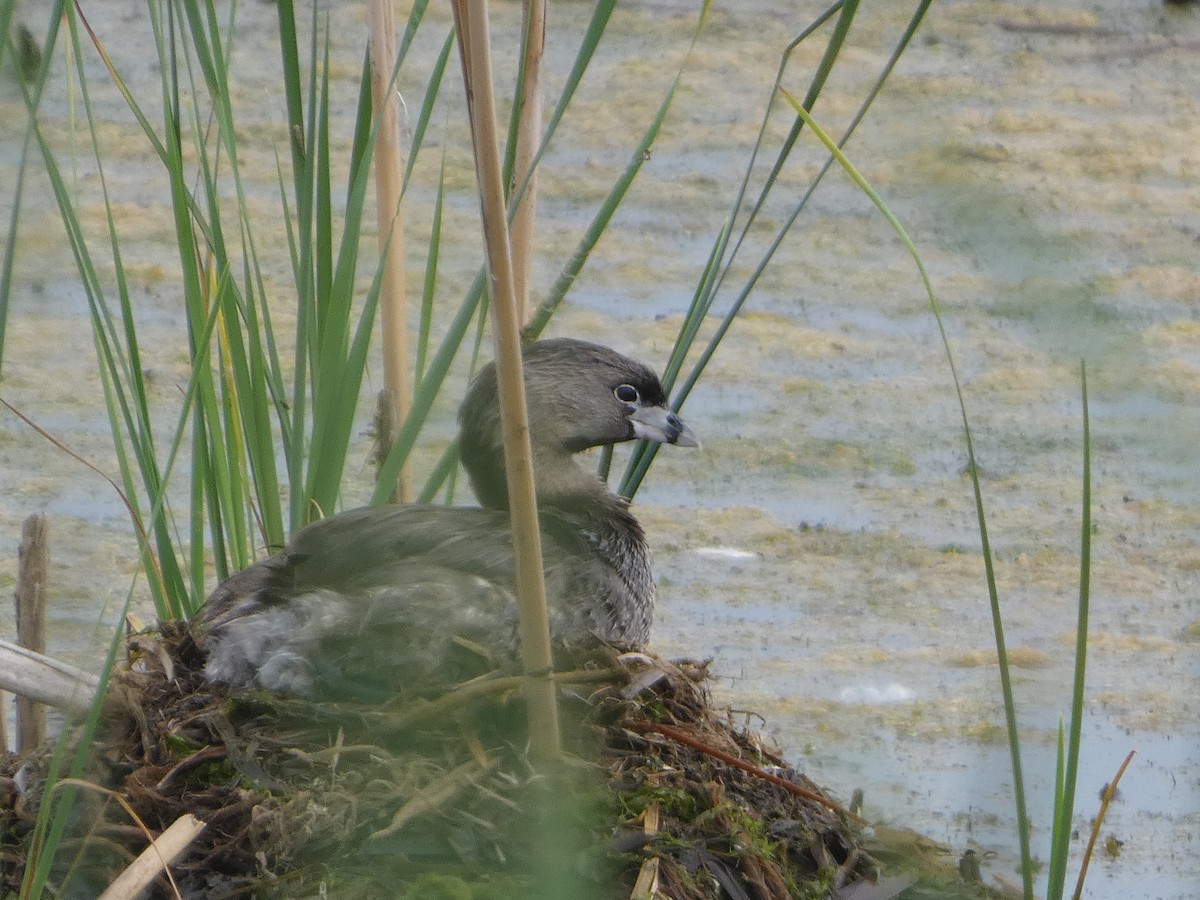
(627, 720, 863, 822)
(15, 513, 49, 751)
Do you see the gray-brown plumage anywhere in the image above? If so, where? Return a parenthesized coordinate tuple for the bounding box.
(194, 338, 697, 700)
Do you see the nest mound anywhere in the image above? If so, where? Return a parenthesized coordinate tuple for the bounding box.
(1, 625, 964, 898)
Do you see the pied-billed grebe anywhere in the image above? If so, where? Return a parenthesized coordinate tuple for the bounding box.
(194, 338, 697, 699)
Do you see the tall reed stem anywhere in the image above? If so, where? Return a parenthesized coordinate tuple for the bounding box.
(368, 0, 412, 502)
(452, 0, 560, 761)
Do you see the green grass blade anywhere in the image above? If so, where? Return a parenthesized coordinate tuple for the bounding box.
(506, 0, 621, 217)
(524, 1, 709, 338)
(372, 267, 488, 504)
(621, 0, 934, 499)
(0, 124, 34, 382)
(417, 151, 449, 381)
(305, 52, 379, 520)
(16, 7, 196, 618)
(0, 0, 63, 377)
(397, 0, 432, 62)
(379, 0, 704, 505)
(714, 1, 854, 279)
(19, 590, 133, 896)
(1048, 363, 1093, 898)
(403, 29, 453, 193)
(417, 438, 463, 504)
(779, 94, 1035, 898)
(1048, 717, 1068, 898)
(274, 0, 306, 205)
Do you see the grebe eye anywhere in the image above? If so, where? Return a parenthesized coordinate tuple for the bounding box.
(614, 384, 640, 404)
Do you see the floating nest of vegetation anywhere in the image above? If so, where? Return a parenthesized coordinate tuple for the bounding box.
(2, 625, 999, 898)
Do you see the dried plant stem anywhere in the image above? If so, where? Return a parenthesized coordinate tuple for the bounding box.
(15, 513, 49, 750)
(368, 0, 412, 502)
(510, 0, 546, 322)
(630, 857, 660, 898)
(96, 813, 206, 900)
(1072, 751, 1136, 900)
(0, 639, 100, 716)
(451, 0, 560, 762)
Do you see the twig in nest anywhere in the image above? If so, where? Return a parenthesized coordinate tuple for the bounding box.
(630, 856, 660, 898)
(155, 746, 227, 793)
(376, 666, 625, 730)
(370, 756, 497, 840)
(283, 742, 387, 765)
(626, 721, 863, 822)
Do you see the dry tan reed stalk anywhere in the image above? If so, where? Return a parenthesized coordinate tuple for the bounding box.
(451, 0, 561, 761)
(368, 0, 412, 502)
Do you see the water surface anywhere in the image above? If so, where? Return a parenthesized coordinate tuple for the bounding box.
(2, 1, 1197, 896)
